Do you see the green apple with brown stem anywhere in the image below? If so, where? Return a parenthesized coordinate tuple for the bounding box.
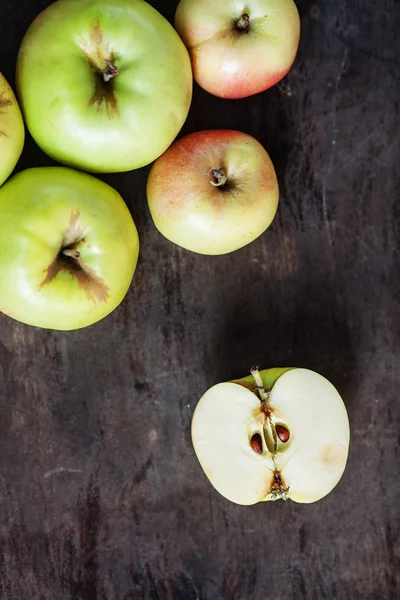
(0, 73, 24, 186)
(0, 167, 139, 330)
(16, 0, 192, 173)
(192, 367, 350, 505)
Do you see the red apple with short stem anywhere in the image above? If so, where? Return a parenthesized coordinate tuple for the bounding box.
(175, 0, 300, 99)
(146, 129, 279, 255)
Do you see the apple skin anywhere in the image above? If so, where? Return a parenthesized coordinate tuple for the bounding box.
(16, 0, 193, 173)
(146, 129, 279, 255)
(234, 367, 293, 391)
(175, 0, 300, 99)
(0, 73, 25, 187)
(0, 167, 139, 330)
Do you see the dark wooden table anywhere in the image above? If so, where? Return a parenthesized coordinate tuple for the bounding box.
(1, 1, 399, 598)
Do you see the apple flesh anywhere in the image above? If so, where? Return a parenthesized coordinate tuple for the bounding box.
(16, 0, 193, 173)
(0, 73, 24, 186)
(146, 129, 279, 255)
(0, 167, 139, 330)
(192, 367, 350, 505)
(175, 0, 300, 99)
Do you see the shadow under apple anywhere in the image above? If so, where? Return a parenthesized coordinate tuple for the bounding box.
(211, 267, 358, 409)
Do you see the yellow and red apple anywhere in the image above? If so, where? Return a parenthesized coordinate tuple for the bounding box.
(192, 367, 350, 505)
(147, 129, 279, 255)
(175, 0, 300, 99)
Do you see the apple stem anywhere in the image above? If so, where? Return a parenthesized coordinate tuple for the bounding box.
(103, 60, 119, 83)
(250, 366, 270, 403)
(236, 13, 250, 32)
(62, 248, 81, 259)
(209, 169, 227, 187)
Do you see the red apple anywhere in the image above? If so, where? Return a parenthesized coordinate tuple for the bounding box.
(175, 0, 300, 99)
(146, 130, 279, 255)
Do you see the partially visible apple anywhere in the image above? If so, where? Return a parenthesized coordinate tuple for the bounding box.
(0, 73, 24, 187)
(0, 167, 139, 330)
(175, 0, 300, 99)
(16, 0, 192, 173)
(192, 367, 350, 505)
(146, 129, 279, 255)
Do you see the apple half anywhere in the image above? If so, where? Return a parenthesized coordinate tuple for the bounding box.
(0, 73, 24, 187)
(192, 367, 350, 505)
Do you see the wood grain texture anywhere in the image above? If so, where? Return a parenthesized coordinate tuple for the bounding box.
(0, 0, 399, 598)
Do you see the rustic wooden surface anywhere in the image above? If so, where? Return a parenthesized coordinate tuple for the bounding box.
(0, 0, 399, 598)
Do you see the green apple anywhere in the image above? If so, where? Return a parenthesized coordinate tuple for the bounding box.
(16, 0, 193, 173)
(0, 167, 139, 330)
(0, 73, 24, 187)
(192, 367, 350, 505)
(147, 129, 279, 255)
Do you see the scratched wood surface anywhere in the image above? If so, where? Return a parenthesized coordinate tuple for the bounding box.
(0, 0, 399, 598)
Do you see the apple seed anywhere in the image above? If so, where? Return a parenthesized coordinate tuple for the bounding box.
(276, 425, 290, 443)
(250, 433, 263, 454)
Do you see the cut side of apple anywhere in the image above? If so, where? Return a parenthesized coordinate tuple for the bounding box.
(192, 368, 350, 505)
(192, 382, 276, 505)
